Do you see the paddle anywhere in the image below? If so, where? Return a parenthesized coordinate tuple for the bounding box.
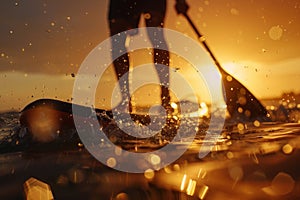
(182, 13, 271, 122)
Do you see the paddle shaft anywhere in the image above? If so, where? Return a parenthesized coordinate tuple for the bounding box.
(183, 13, 225, 74)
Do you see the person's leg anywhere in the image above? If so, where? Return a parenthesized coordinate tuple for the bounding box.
(109, 19, 132, 111)
(144, 1, 171, 109)
(147, 30, 171, 109)
(108, 0, 142, 112)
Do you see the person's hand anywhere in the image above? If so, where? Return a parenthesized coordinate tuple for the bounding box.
(175, 0, 189, 15)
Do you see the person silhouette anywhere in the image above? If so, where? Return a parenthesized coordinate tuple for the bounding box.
(108, 0, 189, 113)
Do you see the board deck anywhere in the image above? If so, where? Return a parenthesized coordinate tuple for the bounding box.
(19, 99, 156, 143)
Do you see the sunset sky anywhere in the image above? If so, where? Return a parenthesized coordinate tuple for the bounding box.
(0, 0, 299, 111)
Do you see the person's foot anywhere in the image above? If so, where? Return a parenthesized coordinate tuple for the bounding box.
(161, 86, 175, 117)
(112, 99, 151, 126)
(162, 101, 175, 117)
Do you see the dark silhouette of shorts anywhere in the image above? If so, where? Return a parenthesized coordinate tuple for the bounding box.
(108, 0, 167, 34)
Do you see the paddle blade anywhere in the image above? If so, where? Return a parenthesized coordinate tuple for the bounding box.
(222, 74, 271, 122)
(182, 13, 271, 123)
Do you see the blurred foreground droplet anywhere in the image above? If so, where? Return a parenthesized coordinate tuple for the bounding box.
(262, 172, 295, 196)
(282, 143, 293, 154)
(186, 179, 197, 196)
(144, 168, 155, 180)
(115, 192, 129, 200)
(198, 185, 209, 200)
(24, 177, 54, 200)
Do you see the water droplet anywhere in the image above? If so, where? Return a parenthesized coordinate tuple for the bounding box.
(144, 169, 155, 179)
(240, 88, 246, 95)
(199, 36, 206, 42)
(180, 174, 187, 191)
(198, 7, 204, 12)
(226, 75, 233, 82)
(237, 123, 245, 132)
(115, 192, 129, 200)
(253, 120, 260, 127)
(114, 146, 122, 156)
(269, 25, 283, 40)
(245, 110, 251, 117)
(227, 151, 234, 159)
(144, 13, 151, 19)
(186, 179, 197, 196)
(198, 185, 209, 199)
(77, 142, 84, 148)
(282, 143, 293, 154)
(238, 107, 243, 113)
(228, 165, 243, 181)
(173, 164, 180, 171)
(267, 172, 295, 195)
(106, 157, 117, 168)
(162, 166, 171, 174)
(150, 154, 161, 165)
(238, 96, 247, 105)
(230, 8, 239, 15)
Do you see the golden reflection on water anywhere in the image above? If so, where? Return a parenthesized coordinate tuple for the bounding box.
(2, 108, 300, 199)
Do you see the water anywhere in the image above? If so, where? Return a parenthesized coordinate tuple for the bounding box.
(1, 109, 300, 199)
